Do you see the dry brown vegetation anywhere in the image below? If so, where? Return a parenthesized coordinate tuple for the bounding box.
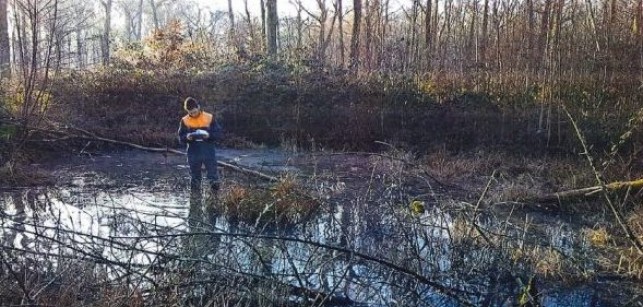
(221, 176, 321, 226)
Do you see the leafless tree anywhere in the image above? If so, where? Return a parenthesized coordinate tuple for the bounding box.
(260, 0, 266, 52)
(479, 0, 489, 67)
(100, 0, 112, 65)
(424, 0, 433, 70)
(536, 0, 552, 72)
(379, 0, 390, 70)
(292, 0, 303, 51)
(8, 0, 62, 160)
(336, 0, 345, 67)
(364, 0, 374, 70)
(242, 0, 258, 54)
(405, 0, 419, 72)
(299, 0, 338, 65)
(117, 0, 141, 41)
(0, 0, 9, 77)
(266, 0, 278, 56)
(349, 0, 361, 71)
(135, 0, 143, 39)
(0, 0, 638, 88)
(227, 0, 245, 59)
(148, 0, 161, 31)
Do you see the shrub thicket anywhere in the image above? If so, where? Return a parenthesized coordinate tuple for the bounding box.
(46, 60, 643, 158)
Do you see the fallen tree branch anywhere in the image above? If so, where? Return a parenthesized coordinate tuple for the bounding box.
(563, 105, 643, 255)
(46, 121, 279, 182)
(525, 179, 643, 203)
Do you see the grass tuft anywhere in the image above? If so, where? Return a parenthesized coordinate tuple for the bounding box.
(221, 177, 320, 226)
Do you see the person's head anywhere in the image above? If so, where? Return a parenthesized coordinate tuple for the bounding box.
(184, 97, 201, 117)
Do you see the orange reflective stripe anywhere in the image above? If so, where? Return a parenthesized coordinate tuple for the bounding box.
(182, 112, 213, 129)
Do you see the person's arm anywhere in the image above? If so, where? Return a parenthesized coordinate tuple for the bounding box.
(205, 117, 222, 142)
(178, 119, 193, 144)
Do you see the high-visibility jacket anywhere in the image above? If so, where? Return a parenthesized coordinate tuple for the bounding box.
(178, 111, 222, 155)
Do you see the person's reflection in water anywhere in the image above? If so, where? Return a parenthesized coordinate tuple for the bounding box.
(188, 185, 205, 231)
(188, 183, 221, 230)
(185, 185, 206, 261)
(204, 185, 224, 256)
(204, 186, 220, 227)
(187, 184, 222, 257)
(180, 185, 207, 299)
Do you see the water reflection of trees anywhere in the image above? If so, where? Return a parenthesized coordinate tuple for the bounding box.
(0, 177, 605, 306)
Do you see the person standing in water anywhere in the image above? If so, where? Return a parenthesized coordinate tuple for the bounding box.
(178, 97, 222, 197)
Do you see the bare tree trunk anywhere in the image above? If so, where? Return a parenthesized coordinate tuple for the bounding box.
(266, 0, 278, 56)
(0, 0, 10, 77)
(295, 1, 302, 51)
(101, 0, 112, 66)
(424, 0, 432, 70)
(337, 0, 345, 67)
(606, 0, 618, 79)
(585, 0, 601, 55)
(439, 0, 453, 70)
(243, 0, 257, 53)
(382, 0, 390, 71)
(414, 0, 421, 71)
(228, 0, 236, 43)
(536, 0, 552, 72)
(227, 0, 241, 59)
(526, 0, 535, 70)
(432, 0, 438, 53)
(122, 6, 134, 40)
(493, 0, 501, 71)
(149, 0, 160, 31)
(306, 0, 329, 63)
(370, 0, 380, 69)
(75, 29, 83, 68)
(609, 0, 617, 31)
(458, 2, 467, 74)
(135, 0, 143, 40)
(321, 5, 338, 65)
(553, 0, 563, 67)
(55, 31, 63, 72)
(365, 0, 373, 71)
(260, 0, 266, 52)
(568, 0, 578, 77)
(66, 34, 72, 69)
(350, 0, 362, 71)
(13, 4, 25, 72)
(480, 0, 489, 66)
(468, 0, 477, 57)
(544, 0, 564, 146)
(536, 0, 552, 142)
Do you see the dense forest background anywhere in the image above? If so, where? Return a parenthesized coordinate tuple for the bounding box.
(0, 0, 641, 172)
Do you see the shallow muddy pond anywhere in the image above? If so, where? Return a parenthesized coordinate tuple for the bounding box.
(0, 150, 623, 306)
